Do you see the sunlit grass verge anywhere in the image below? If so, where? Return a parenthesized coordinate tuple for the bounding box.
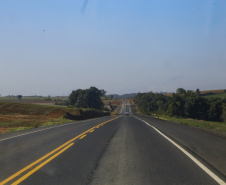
(41, 117, 73, 127)
(3, 127, 33, 134)
(156, 115, 226, 132)
(134, 105, 226, 133)
(2, 118, 73, 134)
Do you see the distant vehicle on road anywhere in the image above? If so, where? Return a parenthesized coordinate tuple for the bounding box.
(125, 112, 130, 116)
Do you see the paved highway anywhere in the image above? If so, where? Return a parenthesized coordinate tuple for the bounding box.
(0, 101, 225, 185)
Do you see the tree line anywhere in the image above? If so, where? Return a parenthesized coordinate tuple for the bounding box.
(68, 87, 105, 109)
(134, 88, 225, 122)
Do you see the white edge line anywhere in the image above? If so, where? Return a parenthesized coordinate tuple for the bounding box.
(133, 115, 226, 185)
(0, 116, 109, 142)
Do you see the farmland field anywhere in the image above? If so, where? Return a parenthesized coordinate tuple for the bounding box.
(204, 92, 226, 99)
(0, 101, 108, 134)
(0, 96, 68, 105)
(199, 89, 226, 95)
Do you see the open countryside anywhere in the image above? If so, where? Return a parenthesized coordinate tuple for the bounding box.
(0, 88, 225, 135)
(0, 87, 226, 185)
(1, 1, 226, 184)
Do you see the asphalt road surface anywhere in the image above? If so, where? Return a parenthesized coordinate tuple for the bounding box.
(0, 103, 226, 185)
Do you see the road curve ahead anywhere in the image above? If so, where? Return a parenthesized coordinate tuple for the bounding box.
(0, 114, 225, 185)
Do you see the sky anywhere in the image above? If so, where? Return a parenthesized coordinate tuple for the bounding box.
(0, 0, 226, 96)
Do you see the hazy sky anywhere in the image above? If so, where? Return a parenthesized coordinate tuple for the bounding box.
(1, 0, 226, 96)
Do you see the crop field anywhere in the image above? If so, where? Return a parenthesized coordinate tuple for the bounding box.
(199, 89, 226, 99)
(0, 101, 107, 134)
(204, 92, 226, 99)
(0, 96, 68, 105)
(200, 89, 226, 95)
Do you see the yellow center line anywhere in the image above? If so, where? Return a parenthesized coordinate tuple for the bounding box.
(79, 135, 86, 139)
(0, 116, 121, 185)
(11, 143, 74, 185)
(0, 141, 73, 185)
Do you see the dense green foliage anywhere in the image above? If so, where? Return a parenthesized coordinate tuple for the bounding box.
(69, 87, 104, 109)
(134, 88, 224, 122)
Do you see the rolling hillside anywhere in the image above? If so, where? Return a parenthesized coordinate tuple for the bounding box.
(0, 102, 109, 134)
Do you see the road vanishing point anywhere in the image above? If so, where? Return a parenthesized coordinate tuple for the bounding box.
(0, 100, 226, 185)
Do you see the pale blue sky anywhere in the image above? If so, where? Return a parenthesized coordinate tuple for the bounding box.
(0, 0, 226, 96)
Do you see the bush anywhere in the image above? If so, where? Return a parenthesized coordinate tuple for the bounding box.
(222, 104, 226, 122)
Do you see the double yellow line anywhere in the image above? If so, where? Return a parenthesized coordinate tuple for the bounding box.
(0, 116, 121, 185)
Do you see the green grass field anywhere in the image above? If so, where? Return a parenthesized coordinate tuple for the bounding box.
(204, 92, 226, 99)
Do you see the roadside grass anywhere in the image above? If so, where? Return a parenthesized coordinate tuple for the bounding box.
(41, 117, 74, 127)
(3, 127, 33, 134)
(0, 101, 108, 134)
(133, 106, 226, 133)
(156, 115, 226, 132)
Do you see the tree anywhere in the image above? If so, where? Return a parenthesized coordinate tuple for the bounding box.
(85, 87, 104, 109)
(196, 89, 200, 96)
(167, 101, 179, 116)
(172, 93, 185, 116)
(69, 87, 104, 109)
(176, 88, 186, 95)
(69, 89, 83, 105)
(134, 88, 224, 122)
(75, 94, 88, 108)
(208, 100, 223, 121)
(17, 95, 22, 100)
(100, 89, 106, 97)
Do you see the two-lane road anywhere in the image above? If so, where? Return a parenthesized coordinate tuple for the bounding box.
(0, 111, 226, 184)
